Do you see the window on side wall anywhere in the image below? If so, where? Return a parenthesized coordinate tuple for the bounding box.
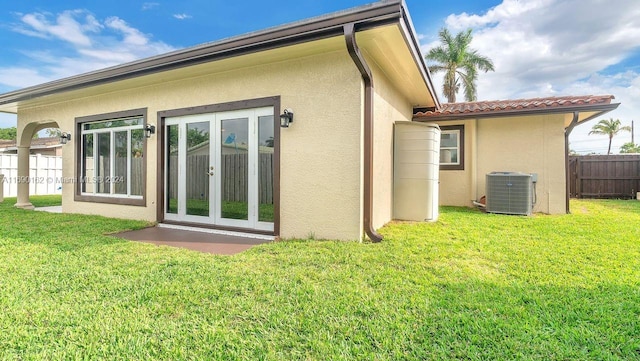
(440, 125, 464, 170)
(75, 109, 147, 206)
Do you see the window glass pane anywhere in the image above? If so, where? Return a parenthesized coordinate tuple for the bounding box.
(83, 117, 142, 130)
(258, 115, 274, 222)
(186, 122, 210, 216)
(220, 118, 248, 220)
(114, 131, 128, 195)
(96, 132, 111, 194)
(440, 149, 458, 164)
(131, 129, 144, 196)
(441, 132, 458, 148)
(167, 124, 179, 214)
(82, 134, 94, 193)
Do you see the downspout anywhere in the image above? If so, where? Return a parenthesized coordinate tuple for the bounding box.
(564, 111, 580, 214)
(344, 23, 383, 243)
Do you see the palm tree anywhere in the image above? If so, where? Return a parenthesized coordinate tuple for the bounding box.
(425, 28, 495, 103)
(588, 118, 631, 155)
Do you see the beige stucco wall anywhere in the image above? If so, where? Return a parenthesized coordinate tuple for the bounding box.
(17, 49, 366, 240)
(425, 114, 567, 214)
(426, 119, 478, 207)
(369, 60, 414, 229)
(476, 114, 566, 214)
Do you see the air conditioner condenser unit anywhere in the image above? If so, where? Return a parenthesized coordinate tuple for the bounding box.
(486, 172, 536, 216)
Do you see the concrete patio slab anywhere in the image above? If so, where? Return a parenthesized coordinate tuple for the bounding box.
(114, 226, 273, 255)
(34, 206, 62, 213)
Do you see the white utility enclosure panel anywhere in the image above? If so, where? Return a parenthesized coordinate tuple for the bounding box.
(393, 122, 440, 222)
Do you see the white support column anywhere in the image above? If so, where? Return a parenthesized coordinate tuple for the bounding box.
(14, 145, 34, 210)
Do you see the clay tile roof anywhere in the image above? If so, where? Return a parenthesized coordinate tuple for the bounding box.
(0, 136, 61, 148)
(414, 95, 616, 118)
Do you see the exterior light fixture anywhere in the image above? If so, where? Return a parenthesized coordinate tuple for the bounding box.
(145, 124, 156, 138)
(280, 109, 294, 128)
(60, 132, 71, 145)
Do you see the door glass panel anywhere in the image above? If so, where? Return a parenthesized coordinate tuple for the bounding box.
(186, 122, 210, 216)
(82, 133, 94, 193)
(220, 118, 249, 220)
(114, 131, 128, 195)
(96, 132, 111, 194)
(258, 115, 274, 222)
(166, 124, 179, 214)
(130, 129, 144, 196)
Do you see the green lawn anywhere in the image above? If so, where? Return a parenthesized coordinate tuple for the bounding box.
(167, 198, 274, 221)
(1, 196, 639, 360)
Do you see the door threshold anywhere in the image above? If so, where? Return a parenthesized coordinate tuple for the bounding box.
(157, 223, 275, 241)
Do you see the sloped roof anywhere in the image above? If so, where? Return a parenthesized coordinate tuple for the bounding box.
(0, 136, 61, 149)
(414, 95, 617, 120)
(0, 0, 439, 113)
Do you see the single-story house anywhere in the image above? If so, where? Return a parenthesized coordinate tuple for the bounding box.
(414, 96, 619, 214)
(0, 1, 619, 241)
(0, 137, 63, 156)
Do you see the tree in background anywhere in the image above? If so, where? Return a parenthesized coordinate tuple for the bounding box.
(45, 128, 62, 137)
(425, 28, 495, 103)
(0, 127, 17, 140)
(619, 142, 640, 154)
(588, 118, 631, 155)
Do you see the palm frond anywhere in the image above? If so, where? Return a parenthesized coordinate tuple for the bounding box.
(423, 27, 494, 103)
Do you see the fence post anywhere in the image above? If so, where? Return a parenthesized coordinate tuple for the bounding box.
(0, 174, 4, 203)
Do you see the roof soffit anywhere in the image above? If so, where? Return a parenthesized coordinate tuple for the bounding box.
(356, 25, 436, 107)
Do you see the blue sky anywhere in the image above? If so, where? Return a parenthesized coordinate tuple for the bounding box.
(1, 0, 639, 153)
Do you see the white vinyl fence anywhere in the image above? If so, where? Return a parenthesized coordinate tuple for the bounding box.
(0, 154, 63, 197)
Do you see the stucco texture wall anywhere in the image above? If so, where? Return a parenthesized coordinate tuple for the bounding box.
(432, 119, 477, 207)
(369, 60, 414, 230)
(17, 49, 365, 240)
(426, 114, 566, 214)
(476, 114, 566, 214)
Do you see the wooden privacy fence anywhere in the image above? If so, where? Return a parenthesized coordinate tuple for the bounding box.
(167, 154, 273, 203)
(569, 155, 640, 199)
(85, 157, 144, 195)
(0, 154, 63, 197)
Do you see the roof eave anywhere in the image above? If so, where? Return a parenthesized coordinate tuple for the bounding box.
(397, 1, 441, 109)
(413, 103, 620, 123)
(0, 1, 412, 109)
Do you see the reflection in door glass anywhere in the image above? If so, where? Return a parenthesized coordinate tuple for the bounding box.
(258, 115, 274, 222)
(114, 131, 128, 195)
(220, 118, 249, 220)
(166, 124, 178, 214)
(82, 134, 94, 193)
(186, 122, 210, 216)
(130, 129, 144, 196)
(96, 132, 111, 194)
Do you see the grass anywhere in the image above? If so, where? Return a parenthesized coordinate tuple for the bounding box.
(0, 196, 639, 360)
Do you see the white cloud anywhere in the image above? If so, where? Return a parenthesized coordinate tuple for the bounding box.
(1, 10, 175, 89)
(173, 14, 192, 20)
(142, 2, 159, 11)
(15, 10, 101, 47)
(105, 17, 149, 46)
(0, 67, 52, 88)
(424, 0, 640, 154)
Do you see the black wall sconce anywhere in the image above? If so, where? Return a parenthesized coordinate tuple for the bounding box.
(280, 109, 294, 128)
(60, 132, 71, 145)
(145, 124, 156, 138)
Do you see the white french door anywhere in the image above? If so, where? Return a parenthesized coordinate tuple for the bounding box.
(164, 107, 274, 232)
